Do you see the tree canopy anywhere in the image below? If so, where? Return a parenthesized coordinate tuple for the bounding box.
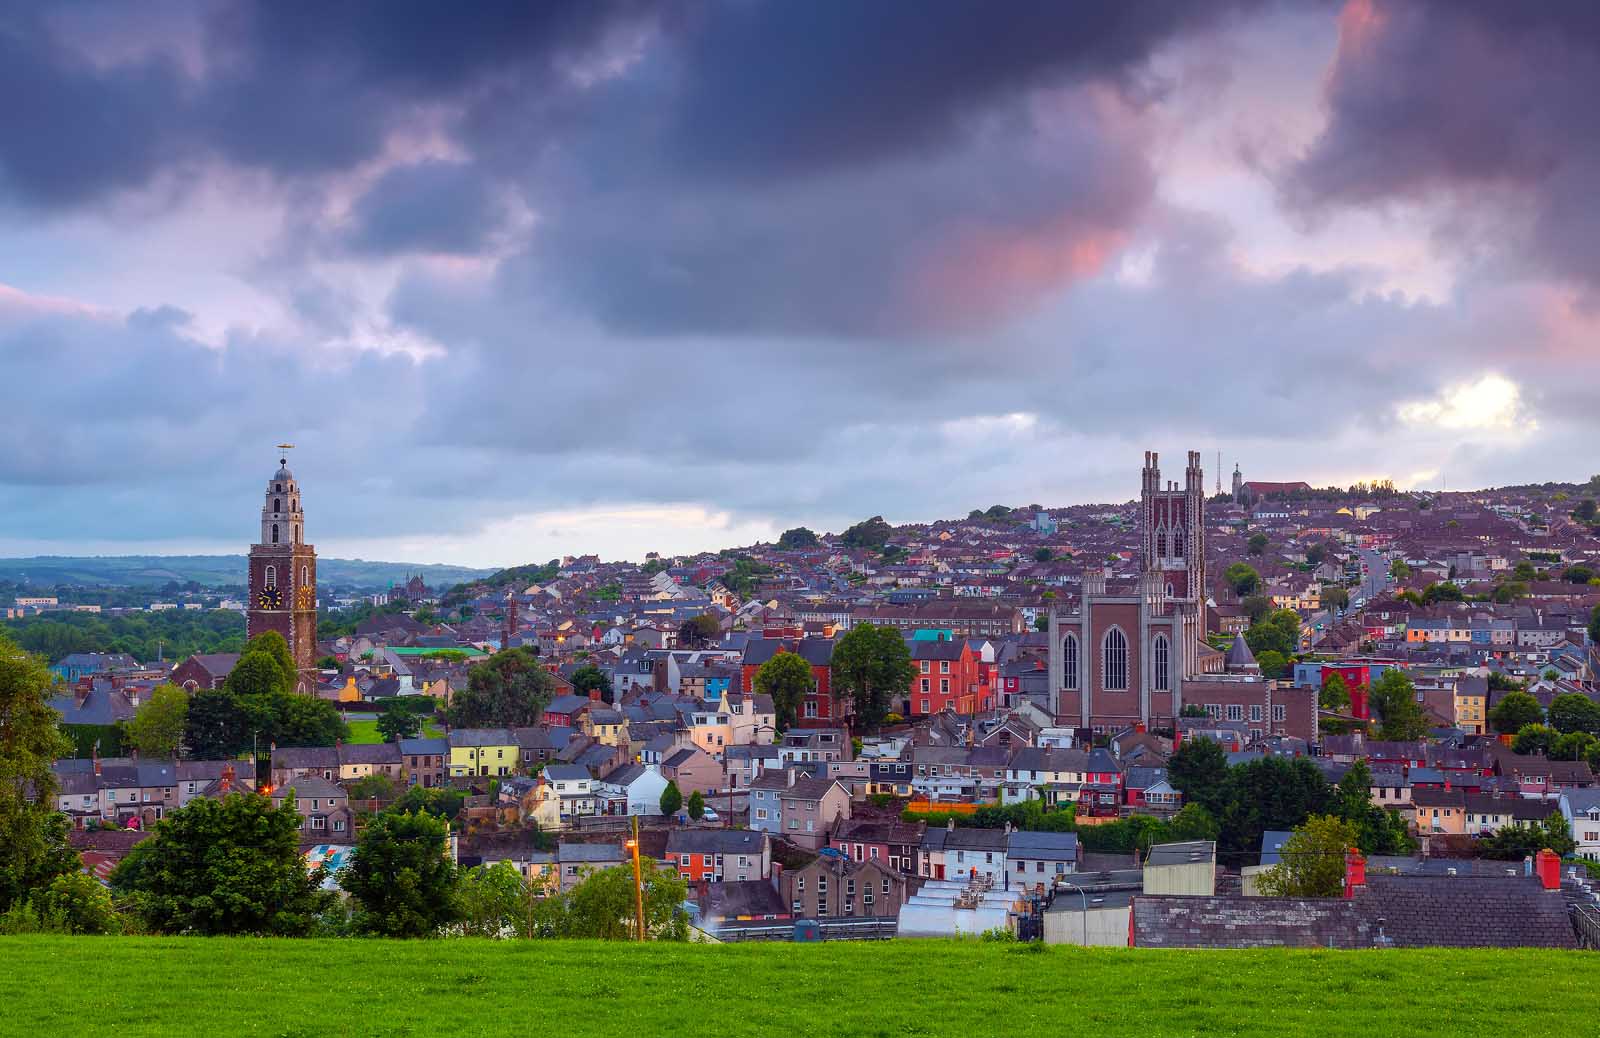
(830, 623, 915, 729)
(340, 810, 461, 937)
(777, 527, 820, 550)
(660, 781, 683, 817)
(1224, 562, 1260, 596)
(1247, 533, 1269, 556)
(840, 516, 893, 550)
(530, 862, 688, 940)
(1547, 693, 1600, 736)
(1245, 609, 1300, 658)
(445, 646, 554, 728)
(1367, 669, 1429, 741)
(112, 792, 335, 935)
(569, 664, 613, 697)
(0, 633, 79, 913)
(125, 684, 189, 758)
(1166, 737, 1230, 818)
(376, 704, 422, 742)
(753, 649, 813, 731)
(1489, 691, 1544, 735)
(1256, 815, 1361, 898)
(1319, 673, 1351, 713)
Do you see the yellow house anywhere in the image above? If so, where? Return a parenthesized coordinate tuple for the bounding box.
(334, 676, 362, 704)
(687, 706, 734, 758)
(448, 728, 520, 778)
(1454, 685, 1487, 734)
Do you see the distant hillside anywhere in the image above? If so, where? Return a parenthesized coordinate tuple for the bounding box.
(0, 555, 492, 590)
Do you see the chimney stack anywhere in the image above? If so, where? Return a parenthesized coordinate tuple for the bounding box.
(1535, 848, 1561, 891)
(1343, 848, 1367, 899)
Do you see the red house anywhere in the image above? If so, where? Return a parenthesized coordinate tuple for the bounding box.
(741, 638, 839, 727)
(904, 638, 994, 717)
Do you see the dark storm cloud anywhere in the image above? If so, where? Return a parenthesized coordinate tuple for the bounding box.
(664, 0, 1266, 179)
(343, 161, 504, 256)
(1285, 0, 1600, 288)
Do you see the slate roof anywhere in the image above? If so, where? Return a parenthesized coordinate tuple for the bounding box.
(1006, 830, 1080, 861)
(665, 829, 768, 856)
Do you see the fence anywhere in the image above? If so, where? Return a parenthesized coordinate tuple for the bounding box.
(716, 916, 899, 943)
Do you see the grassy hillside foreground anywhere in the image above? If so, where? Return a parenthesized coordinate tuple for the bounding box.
(2, 937, 1597, 1036)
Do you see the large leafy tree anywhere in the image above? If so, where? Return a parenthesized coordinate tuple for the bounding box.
(840, 516, 893, 550)
(340, 810, 461, 938)
(1489, 691, 1544, 735)
(533, 862, 688, 940)
(1319, 673, 1352, 713)
(125, 684, 189, 758)
(1166, 737, 1230, 817)
(1367, 669, 1429, 741)
(268, 693, 348, 747)
(229, 632, 297, 697)
(675, 615, 722, 649)
(660, 780, 683, 817)
(445, 647, 554, 728)
(1512, 723, 1557, 756)
(1217, 756, 1331, 858)
(830, 623, 915, 729)
(0, 634, 79, 913)
(1245, 609, 1301, 658)
(376, 704, 422, 742)
(458, 860, 534, 938)
(1224, 562, 1260, 596)
(1547, 693, 1600, 735)
(183, 688, 252, 759)
(569, 664, 612, 698)
(777, 527, 820, 550)
(753, 649, 813, 730)
(1256, 815, 1361, 898)
(111, 792, 334, 935)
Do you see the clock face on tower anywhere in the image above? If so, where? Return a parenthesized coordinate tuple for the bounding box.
(257, 586, 284, 609)
(296, 585, 315, 610)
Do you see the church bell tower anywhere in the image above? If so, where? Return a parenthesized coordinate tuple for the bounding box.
(246, 448, 318, 692)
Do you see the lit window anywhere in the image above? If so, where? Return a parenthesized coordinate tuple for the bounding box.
(1103, 628, 1128, 691)
(1153, 635, 1170, 692)
(1063, 634, 1080, 691)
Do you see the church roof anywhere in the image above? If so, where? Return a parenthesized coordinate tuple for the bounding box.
(1224, 633, 1258, 671)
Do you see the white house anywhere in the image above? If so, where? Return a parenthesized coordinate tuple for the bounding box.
(1560, 788, 1600, 862)
(599, 762, 670, 816)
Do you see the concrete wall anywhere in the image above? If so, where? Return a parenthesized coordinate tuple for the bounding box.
(1043, 905, 1130, 947)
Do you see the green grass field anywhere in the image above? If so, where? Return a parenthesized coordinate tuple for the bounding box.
(2, 937, 1596, 1036)
(345, 719, 443, 744)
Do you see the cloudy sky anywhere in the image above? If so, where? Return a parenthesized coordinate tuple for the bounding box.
(1, 0, 1595, 566)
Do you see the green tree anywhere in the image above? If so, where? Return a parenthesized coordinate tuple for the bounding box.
(1514, 559, 1539, 582)
(570, 664, 613, 698)
(340, 810, 461, 937)
(840, 516, 893, 550)
(1564, 565, 1596, 584)
(660, 780, 684, 817)
(1368, 669, 1429, 740)
(125, 684, 190, 758)
(31, 870, 122, 935)
(376, 704, 422, 742)
(1255, 649, 1290, 680)
(1246, 609, 1301, 658)
(1164, 803, 1220, 844)
(1256, 815, 1361, 898)
(777, 527, 820, 550)
(457, 860, 531, 937)
(753, 649, 814, 730)
(1320, 673, 1352, 712)
(1247, 532, 1269, 555)
(111, 792, 334, 935)
(687, 790, 706, 820)
(183, 687, 251, 759)
(1166, 737, 1230, 818)
(1321, 586, 1350, 611)
(1479, 813, 1576, 859)
(1489, 691, 1544, 734)
(0, 633, 79, 913)
(1492, 581, 1529, 604)
(446, 646, 554, 728)
(1512, 723, 1557, 756)
(830, 623, 916, 729)
(1551, 731, 1597, 762)
(233, 631, 297, 695)
(1389, 558, 1411, 581)
(1217, 756, 1331, 858)
(676, 615, 722, 649)
(534, 862, 688, 940)
(268, 693, 348, 747)
(1224, 562, 1260, 596)
(224, 648, 293, 700)
(1547, 693, 1600, 735)
(315, 655, 342, 671)
(1033, 547, 1053, 563)
(388, 785, 465, 822)
(1577, 499, 1598, 523)
(1421, 582, 1464, 604)
(348, 773, 400, 801)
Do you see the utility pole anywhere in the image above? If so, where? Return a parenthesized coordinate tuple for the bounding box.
(627, 813, 646, 941)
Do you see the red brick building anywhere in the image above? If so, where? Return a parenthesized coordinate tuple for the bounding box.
(904, 638, 994, 717)
(246, 453, 318, 692)
(741, 638, 840, 726)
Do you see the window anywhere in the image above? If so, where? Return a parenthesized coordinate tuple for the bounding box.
(797, 876, 805, 891)
(1156, 529, 1168, 557)
(1172, 530, 1184, 558)
(921, 661, 930, 674)
(817, 897, 827, 916)
(1102, 628, 1128, 691)
(301, 565, 308, 585)
(920, 679, 930, 693)
(1226, 704, 1244, 722)
(1249, 705, 1263, 722)
(271, 523, 280, 544)
(1152, 634, 1170, 692)
(1273, 705, 1287, 723)
(333, 819, 346, 833)
(804, 701, 818, 718)
(312, 816, 326, 830)
(919, 700, 929, 713)
(793, 900, 803, 914)
(940, 661, 950, 674)
(265, 565, 277, 589)
(1063, 634, 1080, 690)
(940, 679, 949, 694)
(817, 876, 827, 894)
(273, 497, 281, 513)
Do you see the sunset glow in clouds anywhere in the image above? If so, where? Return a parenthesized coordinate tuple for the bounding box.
(1, 1, 1598, 566)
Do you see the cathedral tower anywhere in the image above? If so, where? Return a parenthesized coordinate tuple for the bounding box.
(247, 450, 318, 692)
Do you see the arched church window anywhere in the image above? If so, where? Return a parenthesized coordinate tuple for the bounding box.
(301, 565, 308, 585)
(271, 523, 280, 544)
(1153, 635, 1170, 692)
(1063, 634, 1080, 690)
(1155, 529, 1167, 557)
(1165, 582, 1174, 598)
(1103, 627, 1128, 691)
(275, 483, 282, 493)
(1172, 531, 1185, 558)
(265, 565, 277, 589)
(274, 498, 281, 514)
